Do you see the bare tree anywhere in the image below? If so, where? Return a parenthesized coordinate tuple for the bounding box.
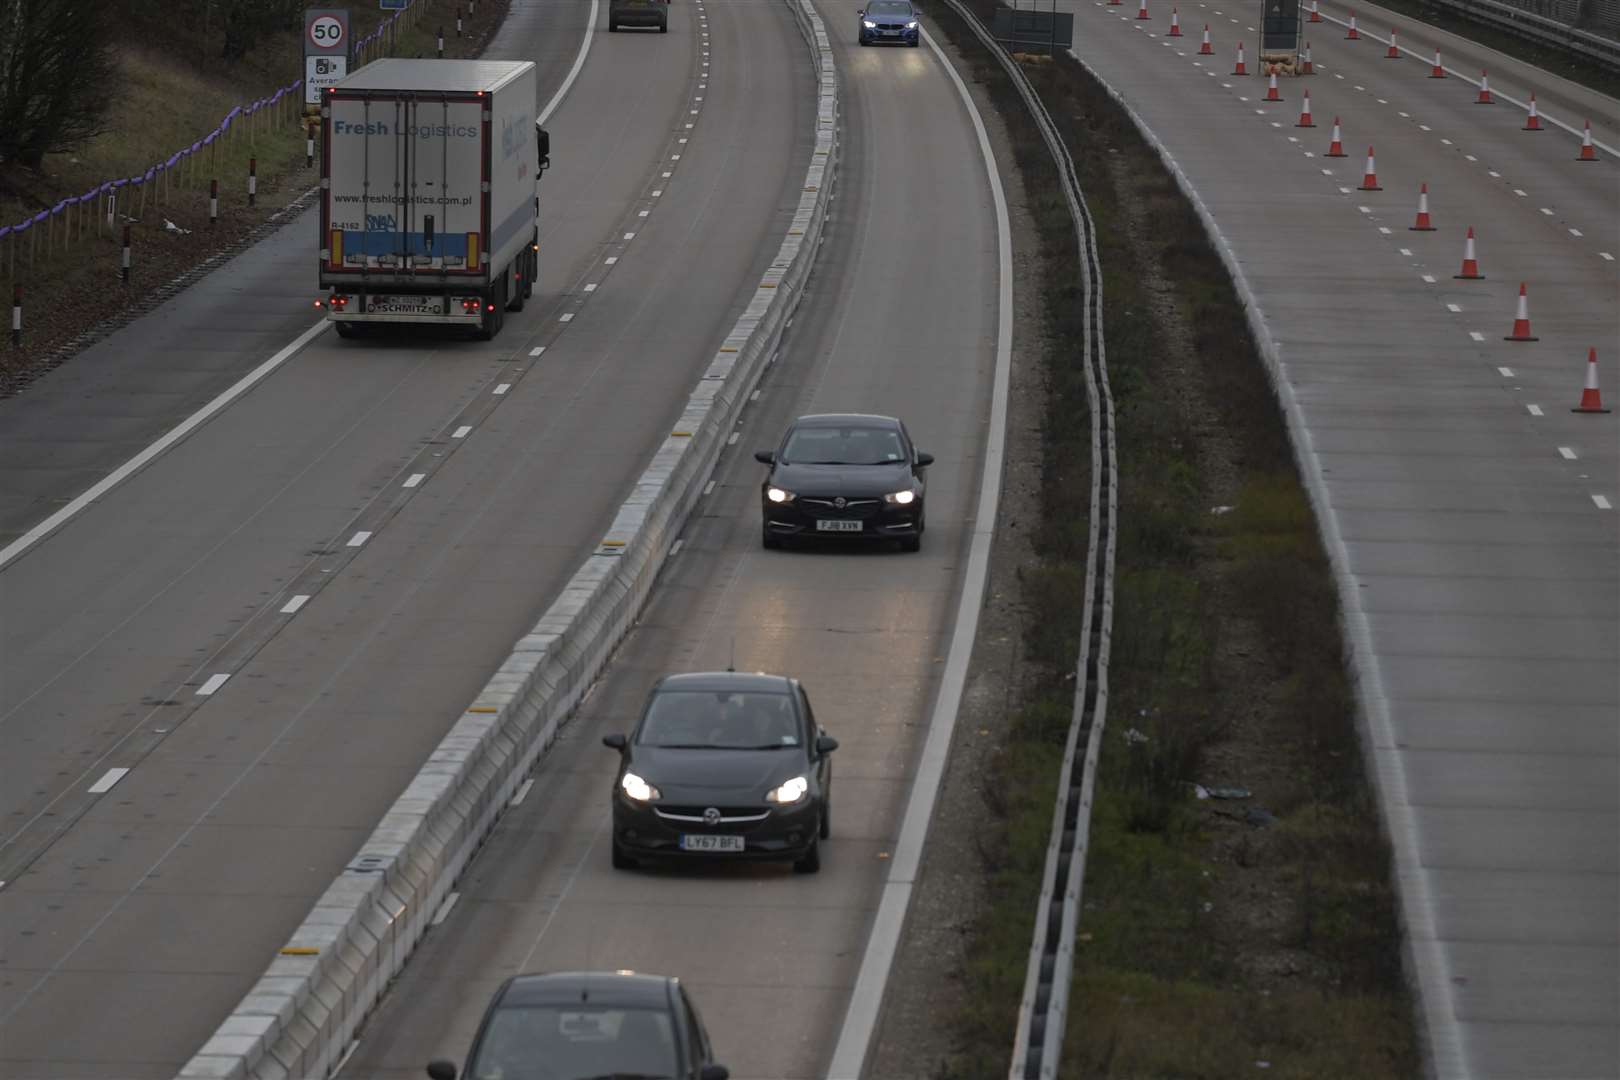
(0, 0, 120, 168)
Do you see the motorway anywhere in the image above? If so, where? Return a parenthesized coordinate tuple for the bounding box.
(1058, 1, 1619, 1077)
(0, 0, 842, 1072)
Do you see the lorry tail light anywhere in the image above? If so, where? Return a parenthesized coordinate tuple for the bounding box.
(329, 294, 350, 310)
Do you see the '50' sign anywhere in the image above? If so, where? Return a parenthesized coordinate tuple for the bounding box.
(308, 14, 346, 50)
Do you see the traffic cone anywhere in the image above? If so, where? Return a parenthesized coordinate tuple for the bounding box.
(1476, 70, 1494, 104)
(1136, 0, 1150, 20)
(1577, 120, 1599, 161)
(1346, 11, 1359, 39)
(1325, 116, 1346, 156)
(1233, 40, 1248, 75)
(1504, 283, 1538, 342)
(1572, 348, 1611, 413)
(1409, 183, 1435, 230)
(1297, 91, 1316, 127)
(1428, 48, 1446, 78)
(1358, 146, 1382, 190)
(1169, 7, 1182, 34)
(1309, 0, 1322, 22)
(1265, 70, 1283, 101)
(1454, 226, 1484, 279)
(1524, 94, 1543, 131)
(1300, 40, 1314, 74)
(1386, 29, 1400, 58)
(1199, 24, 1213, 53)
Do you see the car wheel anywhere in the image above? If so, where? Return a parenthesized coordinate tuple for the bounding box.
(793, 839, 821, 874)
(819, 803, 830, 840)
(611, 842, 638, 870)
(909, 37, 920, 46)
(609, 19, 618, 30)
(900, 532, 921, 553)
(762, 527, 782, 550)
(660, 19, 668, 31)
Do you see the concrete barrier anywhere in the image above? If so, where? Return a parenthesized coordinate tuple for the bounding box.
(176, 3, 838, 1076)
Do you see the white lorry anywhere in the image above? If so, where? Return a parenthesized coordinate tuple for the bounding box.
(317, 59, 550, 340)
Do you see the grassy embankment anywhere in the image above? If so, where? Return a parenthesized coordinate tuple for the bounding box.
(924, 1, 1422, 1074)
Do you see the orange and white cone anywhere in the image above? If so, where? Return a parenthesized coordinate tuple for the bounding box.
(1504, 283, 1538, 342)
(1301, 40, 1315, 73)
(1199, 24, 1213, 53)
(1297, 91, 1316, 127)
(1572, 348, 1611, 413)
(1358, 145, 1382, 190)
(1476, 70, 1495, 104)
(1386, 29, 1400, 58)
(1233, 40, 1248, 75)
(1137, 0, 1150, 20)
(1409, 183, 1435, 231)
(1428, 48, 1446, 78)
(1265, 70, 1283, 101)
(1346, 11, 1359, 39)
(1309, 0, 1322, 21)
(1169, 7, 1182, 34)
(1325, 116, 1346, 156)
(1577, 120, 1599, 161)
(1524, 93, 1543, 131)
(1454, 226, 1484, 279)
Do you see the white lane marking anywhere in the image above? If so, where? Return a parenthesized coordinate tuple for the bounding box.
(1321, 168, 1334, 175)
(1421, 274, 1436, 283)
(624, 231, 636, 239)
(1355, 84, 1365, 91)
(1448, 304, 1463, 313)
(703, 480, 717, 496)
(493, 383, 512, 396)
(605, 257, 619, 266)
(1569, 228, 1583, 237)
(726, 432, 739, 446)
(1400, 248, 1413, 256)
(672, 153, 682, 159)
(197, 673, 230, 696)
(1287, 136, 1299, 143)
(510, 778, 535, 807)
(404, 473, 426, 488)
(1497, 366, 1514, 377)
(1538, 207, 1553, 215)
(669, 539, 684, 557)
(0, 319, 328, 572)
(1335, 72, 1344, 78)
(1357, 205, 1371, 213)
(1595, 495, 1613, 510)
(1419, 124, 1431, 131)
(1603, 253, 1616, 261)
(1559, 447, 1578, 460)
(1489, 170, 1501, 177)
(638, 209, 650, 217)
(1469, 331, 1486, 342)
(1527, 404, 1544, 416)
(829, 22, 1013, 1080)
(560, 312, 575, 322)
(87, 768, 131, 795)
(662, 171, 672, 178)
(1399, 110, 1410, 117)
(1441, 138, 1452, 145)
(531, 345, 547, 356)
(584, 283, 598, 292)
(538, 0, 599, 123)
(1339, 186, 1353, 194)
(1465, 154, 1477, 161)
(453, 426, 472, 439)
(347, 531, 372, 547)
(430, 892, 460, 927)
(1378, 98, 1388, 104)
(750, 389, 761, 401)
(280, 595, 310, 614)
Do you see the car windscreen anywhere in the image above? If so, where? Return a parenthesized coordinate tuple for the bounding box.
(469, 1004, 678, 1080)
(781, 426, 907, 465)
(867, 1, 913, 15)
(638, 690, 801, 750)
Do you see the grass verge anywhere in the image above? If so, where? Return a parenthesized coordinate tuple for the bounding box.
(924, 2, 1422, 1076)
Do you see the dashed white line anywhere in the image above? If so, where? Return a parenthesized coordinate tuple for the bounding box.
(493, 383, 512, 395)
(430, 892, 461, 927)
(1321, 168, 1334, 175)
(403, 473, 426, 489)
(1287, 136, 1299, 143)
(1602, 253, 1616, 261)
(1569, 228, 1583, 237)
(1421, 274, 1436, 283)
(624, 231, 637, 239)
(87, 768, 131, 795)
(1358, 205, 1372, 213)
(726, 432, 740, 446)
(1527, 404, 1544, 416)
(652, 190, 663, 197)
(1469, 331, 1486, 342)
(1377, 98, 1388, 104)
(530, 345, 547, 355)
(1419, 124, 1431, 131)
(453, 425, 472, 439)
(510, 778, 536, 807)
(1559, 447, 1578, 460)
(670, 539, 685, 557)
(1441, 138, 1452, 145)
(750, 389, 761, 401)
(1398, 110, 1410, 117)
(281, 594, 311, 614)
(1338, 186, 1353, 194)
(197, 673, 230, 696)
(560, 312, 575, 322)
(1497, 366, 1514, 377)
(1399, 248, 1413, 256)
(704, 480, 717, 496)
(1595, 495, 1613, 510)
(638, 210, 650, 217)
(1489, 170, 1501, 178)
(1448, 304, 1464, 313)
(1538, 207, 1553, 215)
(1465, 154, 1477, 161)
(662, 171, 672, 178)
(584, 283, 598, 292)
(347, 531, 372, 547)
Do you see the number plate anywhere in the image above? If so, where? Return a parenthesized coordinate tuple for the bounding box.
(680, 834, 744, 852)
(816, 519, 863, 532)
(368, 295, 445, 315)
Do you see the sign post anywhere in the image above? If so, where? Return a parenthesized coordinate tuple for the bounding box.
(1259, 0, 1302, 73)
(304, 8, 351, 107)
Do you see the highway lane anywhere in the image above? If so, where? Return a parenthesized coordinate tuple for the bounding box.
(1058, 3, 1619, 1076)
(0, 0, 817, 1075)
(337, 6, 1005, 1079)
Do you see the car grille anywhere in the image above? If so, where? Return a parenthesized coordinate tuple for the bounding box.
(655, 805, 770, 824)
(797, 496, 881, 520)
(877, 21, 909, 29)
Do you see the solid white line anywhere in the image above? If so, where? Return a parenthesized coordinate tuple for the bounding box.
(1497, 366, 1514, 377)
(0, 319, 328, 572)
(197, 673, 230, 696)
(347, 531, 371, 547)
(453, 425, 472, 439)
(538, 0, 599, 124)
(404, 473, 426, 488)
(430, 891, 460, 927)
(827, 21, 1012, 1080)
(1595, 495, 1613, 510)
(1559, 447, 1578, 460)
(510, 778, 536, 807)
(703, 480, 717, 496)
(280, 594, 311, 614)
(87, 768, 130, 795)
(1527, 404, 1544, 416)
(494, 383, 512, 395)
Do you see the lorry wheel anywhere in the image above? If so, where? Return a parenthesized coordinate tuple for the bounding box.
(523, 246, 536, 299)
(475, 283, 505, 340)
(333, 322, 358, 339)
(507, 265, 525, 313)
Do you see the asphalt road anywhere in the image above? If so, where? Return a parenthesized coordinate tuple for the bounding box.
(0, 0, 820, 1073)
(1058, 2, 1619, 1076)
(336, 7, 1005, 1079)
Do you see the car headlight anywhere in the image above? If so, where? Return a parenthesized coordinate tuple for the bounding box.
(883, 489, 917, 505)
(767, 486, 795, 503)
(906, 19, 918, 27)
(620, 772, 661, 802)
(766, 775, 810, 804)
(862, 18, 876, 27)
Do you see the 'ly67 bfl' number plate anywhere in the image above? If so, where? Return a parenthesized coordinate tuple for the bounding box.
(680, 834, 744, 852)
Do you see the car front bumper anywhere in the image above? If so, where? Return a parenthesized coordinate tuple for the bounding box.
(859, 24, 919, 43)
(763, 496, 922, 541)
(613, 796, 820, 860)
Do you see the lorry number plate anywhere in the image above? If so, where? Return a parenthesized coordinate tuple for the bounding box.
(368, 296, 445, 315)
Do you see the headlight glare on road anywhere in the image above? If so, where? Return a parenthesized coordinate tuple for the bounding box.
(620, 772, 660, 802)
(767, 486, 795, 503)
(766, 775, 810, 804)
(884, 489, 917, 505)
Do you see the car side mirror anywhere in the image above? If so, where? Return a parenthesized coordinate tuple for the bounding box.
(426, 1061, 458, 1080)
(700, 1066, 730, 1080)
(856, 8, 865, 14)
(754, 450, 775, 465)
(602, 733, 628, 751)
(915, 451, 934, 468)
(816, 735, 839, 755)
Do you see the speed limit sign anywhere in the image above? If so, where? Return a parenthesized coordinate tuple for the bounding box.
(304, 9, 349, 56)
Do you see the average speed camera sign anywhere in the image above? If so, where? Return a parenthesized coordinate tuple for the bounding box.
(304, 9, 349, 56)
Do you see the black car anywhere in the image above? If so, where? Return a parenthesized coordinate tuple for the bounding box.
(426, 970, 729, 1080)
(603, 671, 837, 874)
(756, 413, 933, 551)
(858, 0, 920, 45)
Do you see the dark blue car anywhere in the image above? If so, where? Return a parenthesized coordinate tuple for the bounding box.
(858, 0, 920, 45)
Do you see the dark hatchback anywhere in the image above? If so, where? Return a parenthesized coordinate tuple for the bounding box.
(603, 672, 837, 874)
(609, 0, 668, 32)
(756, 413, 933, 551)
(858, 0, 920, 45)
(427, 970, 729, 1080)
